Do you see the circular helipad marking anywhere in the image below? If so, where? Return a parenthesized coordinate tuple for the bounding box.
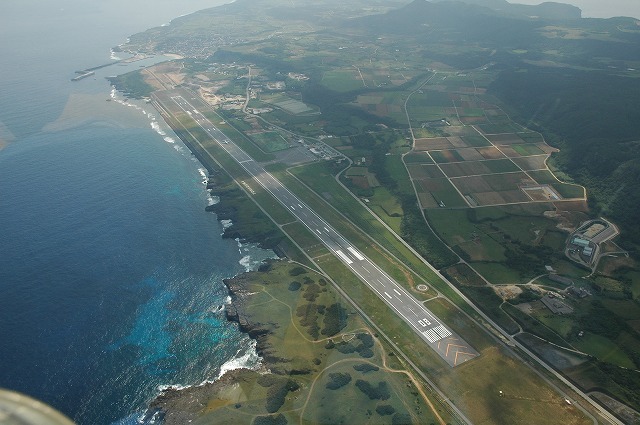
(416, 284, 429, 292)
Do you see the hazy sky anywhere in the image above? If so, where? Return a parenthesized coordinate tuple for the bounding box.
(516, 0, 639, 19)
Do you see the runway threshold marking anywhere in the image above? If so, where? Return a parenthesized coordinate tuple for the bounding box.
(335, 250, 353, 264)
(454, 350, 477, 366)
(445, 343, 468, 357)
(347, 246, 365, 261)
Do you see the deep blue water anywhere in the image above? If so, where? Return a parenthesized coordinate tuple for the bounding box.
(0, 1, 270, 424)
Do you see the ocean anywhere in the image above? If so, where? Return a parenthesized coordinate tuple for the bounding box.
(0, 1, 272, 424)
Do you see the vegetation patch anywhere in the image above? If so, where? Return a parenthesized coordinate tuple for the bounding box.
(325, 372, 352, 390)
(355, 380, 391, 400)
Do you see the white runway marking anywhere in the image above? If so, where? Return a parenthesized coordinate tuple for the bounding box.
(335, 250, 353, 264)
(347, 246, 365, 261)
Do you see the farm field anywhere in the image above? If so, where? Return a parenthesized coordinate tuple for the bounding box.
(400, 73, 586, 209)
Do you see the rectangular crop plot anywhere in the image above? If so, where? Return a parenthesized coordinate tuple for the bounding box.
(477, 123, 521, 134)
(409, 90, 452, 106)
(345, 167, 369, 177)
(404, 151, 433, 164)
(511, 144, 545, 156)
(418, 192, 439, 208)
(471, 190, 530, 205)
(522, 185, 562, 201)
(456, 148, 485, 161)
(477, 147, 506, 159)
(430, 150, 465, 163)
(452, 172, 534, 195)
(273, 98, 314, 114)
(417, 178, 466, 207)
(460, 116, 488, 125)
(414, 137, 454, 151)
(483, 172, 535, 191)
(458, 108, 485, 117)
(446, 136, 468, 148)
(407, 164, 445, 179)
(499, 189, 532, 203)
(517, 132, 544, 143)
(512, 156, 548, 170)
(527, 170, 557, 184)
(471, 191, 507, 205)
(483, 159, 521, 173)
(499, 146, 523, 158)
(535, 143, 559, 154)
(440, 161, 490, 177)
(486, 133, 525, 145)
(450, 175, 492, 193)
(444, 126, 479, 137)
(460, 134, 491, 147)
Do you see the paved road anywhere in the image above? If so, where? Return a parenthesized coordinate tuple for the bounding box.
(155, 88, 478, 367)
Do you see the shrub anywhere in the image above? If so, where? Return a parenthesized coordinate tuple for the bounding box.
(289, 266, 307, 276)
(376, 405, 396, 416)
(266, 379, 300, 413)
(353, 363, 379, 373)
(355, 380, 391, 400)
(326, 372, 352, 390)
(321, 303, 348, 336)
(288, 281, 301, 291)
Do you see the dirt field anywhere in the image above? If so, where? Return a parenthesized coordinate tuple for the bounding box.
(456, 147, 486, 161)
(512, 156, 548, 170)
(431, 150, 464, 163)
(415, 137, 454, 150)
(440, 161, 491, 177)
(446, 136, 468, 147)
(477, 147, 506, 159)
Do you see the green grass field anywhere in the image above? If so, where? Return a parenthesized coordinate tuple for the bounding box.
(249, 131, 290, 152)
(321, 69, 365, 92)
(472, 262, 525, 285)
(551, 182, 585, 199)
(404, 151, 434, 164)
(425, 299, 590, 425)
(177, 261, 447, 424)
(512, 144, 545, 156)
(573, 333, 636, 369)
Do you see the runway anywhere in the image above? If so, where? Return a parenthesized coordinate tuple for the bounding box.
(153, 88, 479, 367)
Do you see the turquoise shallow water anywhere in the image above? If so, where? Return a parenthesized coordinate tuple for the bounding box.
(0, 1, 268, 424)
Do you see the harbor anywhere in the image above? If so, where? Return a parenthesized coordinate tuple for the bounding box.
(71, 54, 148, 82)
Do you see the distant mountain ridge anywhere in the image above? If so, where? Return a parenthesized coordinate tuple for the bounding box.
(431, 0, 582, 20)
(347, 0, 544, 40)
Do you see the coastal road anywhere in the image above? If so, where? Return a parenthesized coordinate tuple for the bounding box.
(154, 88, 478, 367)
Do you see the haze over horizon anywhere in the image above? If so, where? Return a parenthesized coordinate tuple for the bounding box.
(515, 0, 639, 19)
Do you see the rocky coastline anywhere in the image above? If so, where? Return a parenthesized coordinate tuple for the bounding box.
(205, 170, 285, 253)
(141, 163, 285, 423)
(144, 267, 277, 424)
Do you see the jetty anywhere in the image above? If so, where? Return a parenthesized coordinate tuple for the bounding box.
(71, 71, 95, 82)
(71, 54, 149, 82)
